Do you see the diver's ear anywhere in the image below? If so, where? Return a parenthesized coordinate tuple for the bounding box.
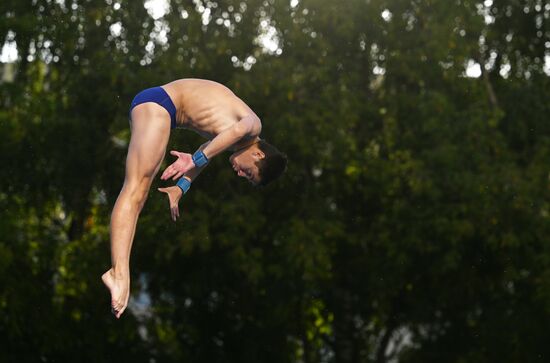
(253, 150, 265, 160)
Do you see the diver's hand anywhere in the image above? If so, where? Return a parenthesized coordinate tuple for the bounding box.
(161, 151, 194, 180)
(157, 186, 183, 221)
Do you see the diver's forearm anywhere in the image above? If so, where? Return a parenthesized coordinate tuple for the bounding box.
(182, 141, 210, 182)
(182, 164, 206, 182)
(202, 115, 260, 159)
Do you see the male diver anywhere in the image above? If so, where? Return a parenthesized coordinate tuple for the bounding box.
(101, 79, 287, 318)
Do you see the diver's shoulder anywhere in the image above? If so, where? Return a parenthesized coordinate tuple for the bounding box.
(166, 78, 227, 88)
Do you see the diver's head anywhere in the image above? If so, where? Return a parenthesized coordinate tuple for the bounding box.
(229, 140, 287, 186)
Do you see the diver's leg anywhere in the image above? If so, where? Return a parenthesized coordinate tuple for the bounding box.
(102, 104, 170, 318)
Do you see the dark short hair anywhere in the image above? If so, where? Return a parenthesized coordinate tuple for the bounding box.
(255, 140, 287, 186)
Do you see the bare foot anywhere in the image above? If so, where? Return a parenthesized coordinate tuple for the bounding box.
(101, 268, 130, 319)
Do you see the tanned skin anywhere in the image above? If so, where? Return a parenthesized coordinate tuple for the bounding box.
(102, 79, 265, 318)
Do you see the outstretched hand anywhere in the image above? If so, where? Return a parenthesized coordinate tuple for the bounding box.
(158, 186, 183, 221)
(160, 151, 194, 180)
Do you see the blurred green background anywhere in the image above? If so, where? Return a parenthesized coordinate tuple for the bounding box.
(1, 0, 550, 362)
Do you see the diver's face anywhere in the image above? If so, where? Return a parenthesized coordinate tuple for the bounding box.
(229, 147, 265, 185)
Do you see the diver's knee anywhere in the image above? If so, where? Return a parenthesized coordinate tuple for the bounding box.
(122, 179, 151, 207)
(136, 191, 149, 211)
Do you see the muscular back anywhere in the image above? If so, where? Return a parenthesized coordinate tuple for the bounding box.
(161, 79, 257, 139)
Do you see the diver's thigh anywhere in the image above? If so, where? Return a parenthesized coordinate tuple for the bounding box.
(125, 107, 171, 181)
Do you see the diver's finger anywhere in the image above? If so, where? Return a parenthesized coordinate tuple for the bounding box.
(172, 171, 184, 180)
(116, 307, 125, 319)
(161, 167, 174, 180)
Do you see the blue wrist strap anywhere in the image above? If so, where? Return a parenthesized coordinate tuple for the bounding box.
(192, 150, 208, 167)
(176, 177, 191, 194)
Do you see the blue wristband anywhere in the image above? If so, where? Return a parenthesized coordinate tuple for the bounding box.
(192, 150, 208, 167)
(176, 177, 191, 194)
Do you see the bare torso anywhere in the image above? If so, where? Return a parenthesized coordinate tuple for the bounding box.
(161, 79, 257, 140)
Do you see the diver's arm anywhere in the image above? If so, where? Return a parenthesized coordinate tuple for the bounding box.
(160, 141, 210, 181)
(158, 141, 210, 221)
(201, 115, 261, 160)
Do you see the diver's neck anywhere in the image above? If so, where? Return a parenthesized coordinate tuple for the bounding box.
(232, 137, 260, 152)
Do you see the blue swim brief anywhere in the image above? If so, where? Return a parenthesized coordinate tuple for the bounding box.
(129, 87, 177, 129)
